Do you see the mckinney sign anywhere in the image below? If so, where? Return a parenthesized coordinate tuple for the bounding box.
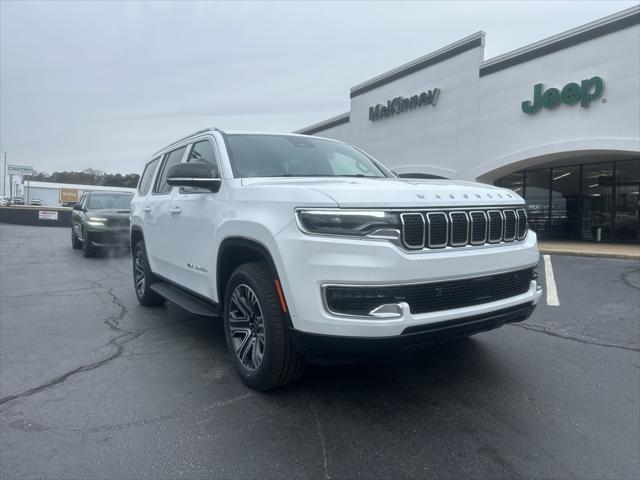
(369, 88, 440, 122)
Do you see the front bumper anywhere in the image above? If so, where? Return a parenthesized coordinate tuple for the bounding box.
(291, 302, 536, 360)
(86, 227, 130, 247)
(274, 221, 541, 338)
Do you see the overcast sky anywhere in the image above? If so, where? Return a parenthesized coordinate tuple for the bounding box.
(0, 0, 636, 175)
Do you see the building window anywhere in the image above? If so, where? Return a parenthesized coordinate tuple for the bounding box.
(524, 169, 551, 238)
(581, 162, 614, 242)
(550, 166, 580, 240)
(495, 158, 639, 243)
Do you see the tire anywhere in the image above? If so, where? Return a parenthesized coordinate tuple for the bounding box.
(82, 227, 97, 257)
(224, 262, 305, 390)
(71, 226, 82, 249)
(132, 240, 165, 306)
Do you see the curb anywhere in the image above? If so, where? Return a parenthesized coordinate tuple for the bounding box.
(539, 249, 640, 261)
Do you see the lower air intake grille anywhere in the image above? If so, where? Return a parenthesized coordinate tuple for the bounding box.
(325, 268, 534, 316)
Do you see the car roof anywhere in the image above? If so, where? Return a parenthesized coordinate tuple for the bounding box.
(152, 128, 340, 157)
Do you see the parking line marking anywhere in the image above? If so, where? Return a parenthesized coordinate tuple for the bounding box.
(543, 254, 560, 306)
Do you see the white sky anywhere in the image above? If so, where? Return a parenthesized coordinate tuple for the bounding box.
(1, 0, 637, 174)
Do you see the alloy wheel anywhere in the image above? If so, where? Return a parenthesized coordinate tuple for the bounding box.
(134, 249, 146, 298)
(229, 284, 265, 371)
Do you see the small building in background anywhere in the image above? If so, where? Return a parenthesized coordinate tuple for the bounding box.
(23, 181, 135, 207)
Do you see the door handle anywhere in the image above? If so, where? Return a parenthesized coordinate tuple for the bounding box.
(169, 206, 181, 214)
(143, 207, 151, 213)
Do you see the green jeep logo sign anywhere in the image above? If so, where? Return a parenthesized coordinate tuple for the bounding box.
(522, 76, 604, 114)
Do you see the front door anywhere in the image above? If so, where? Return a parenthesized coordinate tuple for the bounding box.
(145, 145, 188, 280)
(169, 138, 224, 299)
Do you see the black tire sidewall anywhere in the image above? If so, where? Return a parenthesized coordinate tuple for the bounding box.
(223, 264, 282, 387)
(82, 227, 95, 257)
(132, 240, 164, 306)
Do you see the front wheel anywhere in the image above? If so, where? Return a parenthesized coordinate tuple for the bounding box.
(82, 227, 96, 257)
(71, 226, 82, 249)
(224, 262, 305, 390)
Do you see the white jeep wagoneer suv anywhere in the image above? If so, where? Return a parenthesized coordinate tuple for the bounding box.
(130, 128, 542, 390)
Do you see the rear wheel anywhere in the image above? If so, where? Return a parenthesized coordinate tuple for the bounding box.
(224, 262, 305, 390)
(82, 227, 96, 257)
(71, 226, 82, 249)
(132, 240, 165, 306)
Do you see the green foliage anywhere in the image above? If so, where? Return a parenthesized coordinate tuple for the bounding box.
(24, 170, 140, 188)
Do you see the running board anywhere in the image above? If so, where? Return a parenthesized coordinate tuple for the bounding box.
(150, 282, 220, 318)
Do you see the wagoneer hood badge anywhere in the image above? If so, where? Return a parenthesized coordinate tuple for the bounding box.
(241, 177, 520, 208)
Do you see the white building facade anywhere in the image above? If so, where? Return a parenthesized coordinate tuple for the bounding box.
(296, 7, 640, 243)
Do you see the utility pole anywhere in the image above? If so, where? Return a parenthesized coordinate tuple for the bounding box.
(3, 152, 6, 196)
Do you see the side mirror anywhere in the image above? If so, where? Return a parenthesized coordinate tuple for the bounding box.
(166, 162, 221, 192)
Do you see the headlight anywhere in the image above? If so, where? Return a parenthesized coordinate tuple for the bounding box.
(87, 217, 107, 227)
(296, 209, 400, 236)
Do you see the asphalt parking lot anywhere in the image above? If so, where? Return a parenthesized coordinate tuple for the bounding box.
(1, 224, 638, 480)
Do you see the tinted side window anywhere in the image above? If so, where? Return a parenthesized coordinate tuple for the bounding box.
(154, 147, 187, 194)
(187, 140, 219, 176)
(138, 157, 160, 195)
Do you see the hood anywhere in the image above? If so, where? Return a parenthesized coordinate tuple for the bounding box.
(87, 208, 131, 218)
(241, 177, 523, 208)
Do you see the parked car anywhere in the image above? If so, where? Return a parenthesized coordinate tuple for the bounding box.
(10, 197, 24, 205)
(29, 199, 43, 206)
(61, 201, 77, 208)
(0, 196, 9, 206)
(130, 129, 542, 390)
(71, 190, 133, 256)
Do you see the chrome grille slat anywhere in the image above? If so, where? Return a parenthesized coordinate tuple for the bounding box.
(469, 211, 487, 245)
(448, 211, 469, 247)
(400, 213, 425, 249)
(487, 210, 503, 243)
(426, 212, 448, 248)
(400, 207, 526, 250)
(503, 210, 517, 242)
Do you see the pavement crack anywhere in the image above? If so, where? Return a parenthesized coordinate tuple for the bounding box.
(621, 267, 640, 291)
(511, 323, 639, 352)
(103, 288, 130, 332)
(308, 398, 330, 480)
(0, 330, 145, 407)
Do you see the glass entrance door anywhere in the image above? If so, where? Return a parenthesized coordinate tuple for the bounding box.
(615, 184, 640, 242)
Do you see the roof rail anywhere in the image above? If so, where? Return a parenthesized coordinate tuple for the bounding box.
(153, 127, 224, 155)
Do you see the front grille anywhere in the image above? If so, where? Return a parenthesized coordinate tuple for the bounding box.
(106, 218, 130, 227)
(399, 207, 527, 250)
(325, 268, 534, 316)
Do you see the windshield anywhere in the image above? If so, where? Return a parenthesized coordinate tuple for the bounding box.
(225, 134, 389, 178)
(87, 192, 133, 209)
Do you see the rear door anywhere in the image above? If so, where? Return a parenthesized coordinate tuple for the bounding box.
(144, 146, 188, 280)
(169, 138, 225, 299)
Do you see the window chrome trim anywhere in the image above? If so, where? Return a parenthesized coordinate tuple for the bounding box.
(400, 212, 425, 249)
(448, 211, 469, 247)
(469, 210, 488, 245)
(426, 212, 448, 248)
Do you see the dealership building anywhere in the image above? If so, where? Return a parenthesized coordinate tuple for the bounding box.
(296, 6, 640, 243)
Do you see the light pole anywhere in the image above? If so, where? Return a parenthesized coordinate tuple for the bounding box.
(3, 152, 6, 196)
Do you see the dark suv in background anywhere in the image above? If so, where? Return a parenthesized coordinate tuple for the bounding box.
(71, 191, 133, 256)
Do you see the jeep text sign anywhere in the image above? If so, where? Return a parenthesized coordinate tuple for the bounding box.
(369, 88, 440, 122)
(522, 76, 604, 114)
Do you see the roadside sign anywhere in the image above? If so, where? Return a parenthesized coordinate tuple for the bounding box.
(38, 210, 59, 221)
(7, 164, 34, 176)
(60, 188, 79, 203)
